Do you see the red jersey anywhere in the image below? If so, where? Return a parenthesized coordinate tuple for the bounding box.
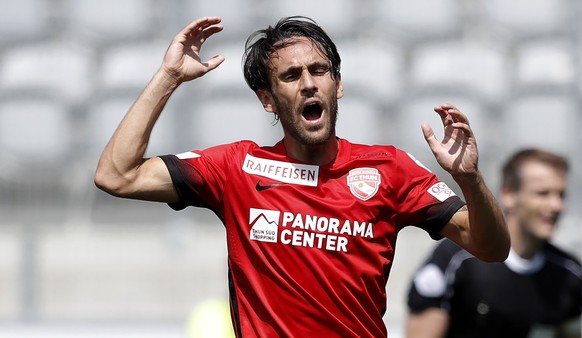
(160, 138, 464, 338)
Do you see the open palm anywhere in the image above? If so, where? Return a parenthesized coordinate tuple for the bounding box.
(161, 17, 225, 83)
(422, 104, 479, 177)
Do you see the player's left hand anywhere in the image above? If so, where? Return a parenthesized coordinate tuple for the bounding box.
(422, 104, 479, 178)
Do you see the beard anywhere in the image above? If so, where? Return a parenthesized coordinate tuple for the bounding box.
(272, 93, 339, 146)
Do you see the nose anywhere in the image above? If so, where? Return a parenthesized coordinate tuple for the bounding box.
(300, 70, 316, 93)
(548, 192, 565, 213)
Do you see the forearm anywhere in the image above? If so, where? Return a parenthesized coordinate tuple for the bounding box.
(95, 70, 180, 195)
(454, 172, 510, 262)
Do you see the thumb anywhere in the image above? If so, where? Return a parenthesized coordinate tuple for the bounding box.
(421, 123, 439, 150)
(205, 54, 225, 71)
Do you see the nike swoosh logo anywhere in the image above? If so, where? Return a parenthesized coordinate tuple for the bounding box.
(255, 181, 286, 191)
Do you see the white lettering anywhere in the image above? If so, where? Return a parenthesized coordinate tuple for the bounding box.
(292, 213, 304, 229)
(282, 212, 294, 227)
(340, 220, 352, 235)
(316, 217, 328, 232)
(353, 221, 367, 236)
(305, 215, 317, 231)
(279, 230, 349, 252)
(242, 154, 319, 186)
(250, 208, 374, 253)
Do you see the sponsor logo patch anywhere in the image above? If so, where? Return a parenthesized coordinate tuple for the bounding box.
(249, 208, 280, 243)
(242, 154, 318, 186)
(255, 181, 286, 192)
(248, 208, 374, 252)
(347, 168, 381, 201)
(428, 182, 456, 201)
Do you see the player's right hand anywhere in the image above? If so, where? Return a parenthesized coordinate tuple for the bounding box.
(160, 17, 225, 84)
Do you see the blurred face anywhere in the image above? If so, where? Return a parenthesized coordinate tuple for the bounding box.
(503, 161, 567, 241)
(258, 37, 343, 146)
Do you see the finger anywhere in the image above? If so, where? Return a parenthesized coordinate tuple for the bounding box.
(204, 54, 226, 72)
(421, 123, 440, 150)
(181, 17, 222, 36)
(450, 122, 474, 137)
(446, 109, 470, 125)
(199, 25, 224, 43)
(438, 103, 458, 111)
(177, 17, 223, 46)
(433, 105, 458, 127)
(433, 105, 448, 121)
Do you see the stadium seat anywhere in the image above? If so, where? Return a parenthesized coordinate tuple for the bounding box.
(187, 96, 280, 150)
(268, 0, 358, 38)
(479, 0, 569, 38)
(0, 42, 93, 103)
(514, 40, 575, 88)
(409, 41, 508, 102)
(373, 0, 459, 39)
(0, 0, 50, 43)
(200, 44, 250, 94)
(185, 0, 256, 41)
(0, 99, 72, 165)
(338, 39, 404, 102)
(99, 42, 167, 92)
(500, 95, 578, 154)
(87, 97, 178, 157)
(65, 0, 153, 42)
(336, 95, 385, 145)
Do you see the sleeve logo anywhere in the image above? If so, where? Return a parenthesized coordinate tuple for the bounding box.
(427, 182, 456, 202)
(347, 168, 381, 201)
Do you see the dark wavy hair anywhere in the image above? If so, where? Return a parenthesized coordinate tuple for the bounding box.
(242, 16, 341, 92)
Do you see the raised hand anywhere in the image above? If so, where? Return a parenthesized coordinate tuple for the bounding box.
(161, 17, 225, 83)
(421, 104, 479, 178)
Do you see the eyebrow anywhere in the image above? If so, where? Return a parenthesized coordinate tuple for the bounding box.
(278, 60, 330, 77)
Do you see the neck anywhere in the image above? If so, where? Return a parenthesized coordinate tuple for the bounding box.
(507, 218, 546, 259)
(283, 136, 338, 166)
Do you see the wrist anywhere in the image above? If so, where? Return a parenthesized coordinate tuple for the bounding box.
(155, 68, 183, 90)
(452, 170, 483, 187)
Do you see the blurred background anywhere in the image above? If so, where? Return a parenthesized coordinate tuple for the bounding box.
(1, 0, 582, 337)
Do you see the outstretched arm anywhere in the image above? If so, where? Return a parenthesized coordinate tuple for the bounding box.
(423, 104, 509, 262)
(94, 17, 225, 202)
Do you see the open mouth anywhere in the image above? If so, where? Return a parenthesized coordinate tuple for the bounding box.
(302, 102, 323, 121)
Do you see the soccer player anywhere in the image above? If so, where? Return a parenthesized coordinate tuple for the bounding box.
(94, 16, 509, 337)
(406, 148, 582, 338)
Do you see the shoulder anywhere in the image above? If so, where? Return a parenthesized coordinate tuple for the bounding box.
(413, 240, 472, 279)
(342, 140, 398, 159)
(428, 239, 472, 268)
(544, 243, 582, 280)
(410, 240, 468, 299)
(342, 140, 431, 171)
(178, 140, 264, 161)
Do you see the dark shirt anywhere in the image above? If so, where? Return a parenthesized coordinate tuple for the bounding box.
(408, 239, 582, 338)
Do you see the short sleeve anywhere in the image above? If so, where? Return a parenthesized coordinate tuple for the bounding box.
(392, 150, 465, 239)
(159, 142, 247, 212)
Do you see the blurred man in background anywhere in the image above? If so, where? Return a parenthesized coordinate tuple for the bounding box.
(407, 148, 582, 338)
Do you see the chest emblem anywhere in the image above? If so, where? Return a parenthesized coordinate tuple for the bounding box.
(347, 168, 381, 201)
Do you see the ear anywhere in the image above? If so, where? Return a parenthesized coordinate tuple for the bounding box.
(257, 89, 276, 113)
(500, 186, 517, 210)
(336, 74, 344, 99)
